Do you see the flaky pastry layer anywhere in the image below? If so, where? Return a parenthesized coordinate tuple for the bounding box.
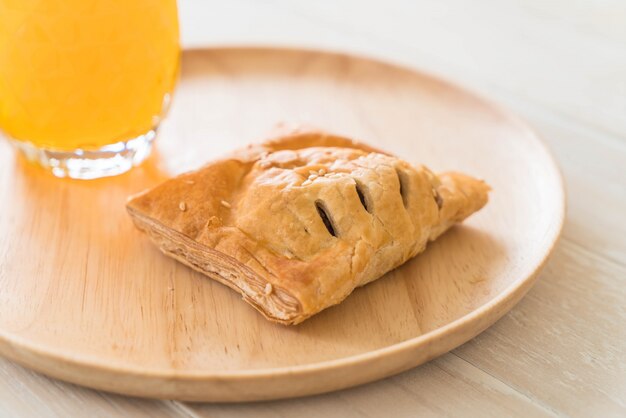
(127, 130, 489, 324)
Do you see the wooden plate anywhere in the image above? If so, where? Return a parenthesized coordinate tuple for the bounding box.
(0, 48, 564, 402)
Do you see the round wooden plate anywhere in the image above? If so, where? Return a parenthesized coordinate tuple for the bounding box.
(0, 48, 564, 402)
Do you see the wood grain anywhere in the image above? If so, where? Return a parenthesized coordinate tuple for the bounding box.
(0, 48, 563, 401)
(190, 111, 626, 410)
(0, 0, 624, 415)
(180, 0, 626, 137)
(189, 237, 626, 418)
(188, 354, 559, 418)
(456, 239, 626, 417)
(0, 358, 189, 418)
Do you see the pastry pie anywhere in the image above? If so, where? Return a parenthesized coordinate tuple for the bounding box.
(126, 131, 490, 324)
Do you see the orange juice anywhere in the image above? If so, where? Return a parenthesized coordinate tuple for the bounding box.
(0, 0, 179, 178)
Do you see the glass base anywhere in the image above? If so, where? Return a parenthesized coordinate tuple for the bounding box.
(10, 130, 156, 180)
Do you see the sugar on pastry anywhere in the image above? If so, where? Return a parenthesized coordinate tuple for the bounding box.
(126, 130, 490, 324)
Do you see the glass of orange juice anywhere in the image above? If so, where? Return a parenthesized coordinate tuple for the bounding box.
(0, 0, 179, 179)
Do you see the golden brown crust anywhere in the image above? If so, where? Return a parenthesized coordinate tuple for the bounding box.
(126, 130, 490, 324)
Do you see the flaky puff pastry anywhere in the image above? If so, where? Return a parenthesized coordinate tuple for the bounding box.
(126, 131, 490, 324)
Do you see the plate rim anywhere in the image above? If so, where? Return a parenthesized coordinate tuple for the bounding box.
(0, 45, 566, 398)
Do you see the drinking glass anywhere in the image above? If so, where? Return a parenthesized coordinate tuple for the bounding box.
(0, 0, 180, 179)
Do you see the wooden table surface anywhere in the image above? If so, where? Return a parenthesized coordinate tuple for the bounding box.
(1, 1, 624, 417)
